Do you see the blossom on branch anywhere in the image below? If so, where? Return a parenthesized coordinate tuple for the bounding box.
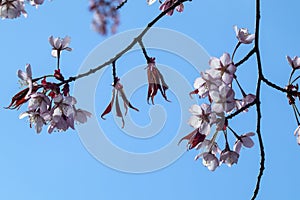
(233, 132, 255, 153)
(208, 53, 236, 85)
(233, 25, 255, 44)
(49, 36, 72, 58)
(188, 103, 216, 135)
(220, 148, 239, 167)
(287, 55, 300, 70)
(0, 0, 27, 19)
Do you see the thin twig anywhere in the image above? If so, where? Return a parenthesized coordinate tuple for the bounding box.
(261, 77, 288, 93)
(235, 47, 255, 67)
(138, 39, 150, 61)
(226, 100, 257, 120)
(60, 0, 190, 86)
(116, 0, 128, 10)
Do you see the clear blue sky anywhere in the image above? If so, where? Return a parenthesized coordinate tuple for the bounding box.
(1, 0, 299, 199)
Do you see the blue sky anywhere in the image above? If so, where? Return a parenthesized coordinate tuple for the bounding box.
(1, 0, 300, 199)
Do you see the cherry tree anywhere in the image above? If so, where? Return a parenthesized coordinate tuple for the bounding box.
(3, 0, 300, 199)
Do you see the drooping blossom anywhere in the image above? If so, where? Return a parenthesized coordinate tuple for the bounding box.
(19, 111, 50, 133)
(208, 53, 236, 85)
(220, 148, 239, 167)
(101, 79, 139, 128)
(49, 36, 72, 58)
(233, 132, 255, 153)
(18, 92, 51, 133)
(196, 152, 219, 171)
(0, 0, 27, 19)
(159, 0, 184, 16)
(287, 56, 300, 70)
(27, 92, 51, 112)
(178, 129, 206, 150)
(146, 57, 170, 104)
(47, 94, 75, 133)
(233, 25, 255, 44)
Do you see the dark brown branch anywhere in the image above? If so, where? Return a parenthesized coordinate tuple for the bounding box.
(262, 77, 288, 93)
(251, 0, 265, 199)
(235, 47, 255, 67)
(116, 0, 127, 10)
(138, 39, 150, 61)
(60, 0, 190, 86)
(226, 100, 257, 120)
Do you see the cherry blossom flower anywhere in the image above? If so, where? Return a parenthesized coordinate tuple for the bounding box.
(188, 103, 216, 135)
(19, 111, 49, 133)
(17, 64, 33, 98)
(178, 129, 206, 150)
(190, 77, 209, 98)
(233, 25, 255, 44)
(101, 79, 139, 128)
(0, 0, 27, 19)
(159, 0, 184, 16)
(210, 83, 236, 113)
(27, 92, 51, 112)
(208, 53, 236, 85)
(146, 57, 170, 104)
(195, 152, 219, 171)
(47, 94, 77, 133)
(233, 132, 255, 153)
(286, 56, 300, 70)
(220, 148, 239, 167)
(49, 36, 72, 58)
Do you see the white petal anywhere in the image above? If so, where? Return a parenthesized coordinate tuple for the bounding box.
(19, 112, 29, 119)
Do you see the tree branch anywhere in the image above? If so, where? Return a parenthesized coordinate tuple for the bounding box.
(61, 0, 190, 85)
(251, 0, 265, 199)
(235, 47, 255, 67)
(226, 100, 257, 120)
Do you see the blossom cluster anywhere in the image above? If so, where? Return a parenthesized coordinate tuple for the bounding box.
(179, 26, 256, 171)
(0, 0, 44, 19)
(89, 0, 122, 35)
(6, 36, 91, 134)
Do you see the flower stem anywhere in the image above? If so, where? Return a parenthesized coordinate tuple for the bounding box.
(232, 42, 241, 61)
(289, 69, 295, 84)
